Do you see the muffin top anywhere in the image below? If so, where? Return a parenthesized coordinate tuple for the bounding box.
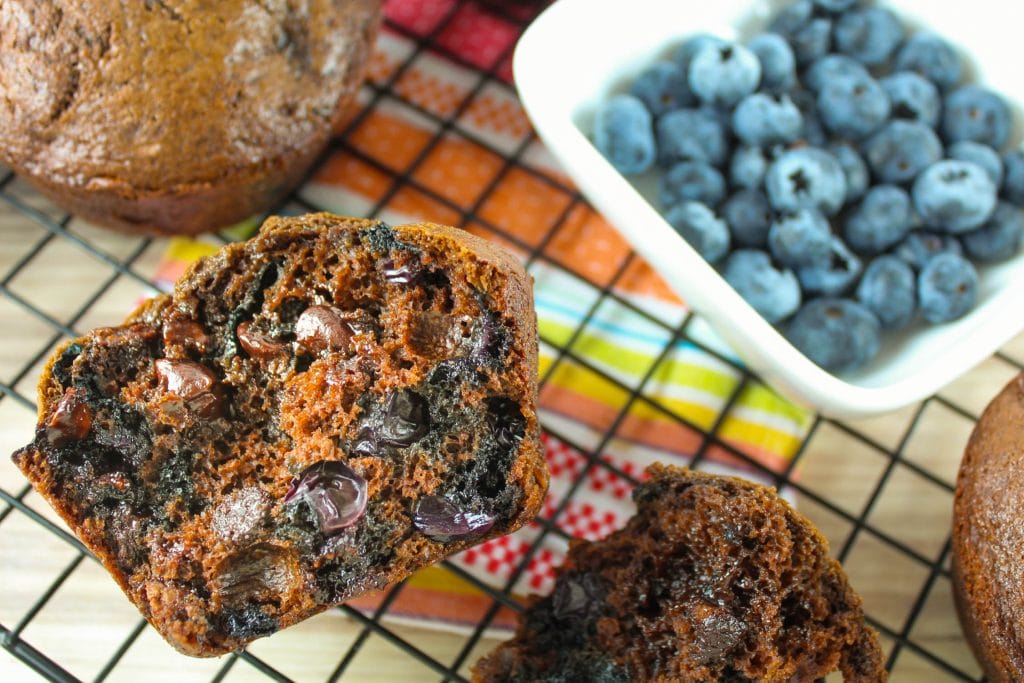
(0, 0, 379, 191)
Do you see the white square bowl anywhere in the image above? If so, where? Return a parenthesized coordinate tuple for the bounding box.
(514, 0, 1024, 419)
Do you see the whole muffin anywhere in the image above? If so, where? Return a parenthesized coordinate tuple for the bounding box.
(953, 373, 1024, 682)
(0, 1, 380, 235)
(474, 464, 886, 682)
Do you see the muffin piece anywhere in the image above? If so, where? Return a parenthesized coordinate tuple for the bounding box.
(953, 373, 1024, 682)
(12, 213, 547, 656)
(473, 465, 886, 682)
(0, 1, 380, 235)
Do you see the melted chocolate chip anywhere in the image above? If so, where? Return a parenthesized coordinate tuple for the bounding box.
(294, 305, 353, 354)
(45, 388, 92, 446)
(285, 461, 367, 535)
(412, 495, 495, 542)
(379, 390, 430, 447)
(162, 318, 210, 353)
(155, 359, 216, 400)
(236, 321, 287, 359)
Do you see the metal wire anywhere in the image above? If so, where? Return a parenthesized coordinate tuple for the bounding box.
(0, 2, 986, 681)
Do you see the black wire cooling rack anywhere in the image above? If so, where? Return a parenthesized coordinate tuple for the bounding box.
(2, 1, 1020, 681)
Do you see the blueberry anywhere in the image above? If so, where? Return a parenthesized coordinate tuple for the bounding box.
(656, 107, 728, 167)
(862, 120, 943, 185)
(413, 495, 495, 542)
(732, 93, 803, 146)
(802, 54, 869, 93)
(285, 461, 368, 535)
(791, 18, 833, 66)
(768, 0, 814, 37)
(918, 253, 979, 323)
(630, 61, 693, 117)
(813, 0, 857, 11)
(833, 6, 905, 66)
(1004, 150, 1024, 205)
(895, 231, 964, 271)
(828, 141, 869, 203)
(817, 73, 891, 140)
(729, 145, 769, 190)
(664, 201, 730, 264)
(722, 189, 773, 247)
(688, 42, 762, 107)
(723, 250, 802, 323)
(485, 396, 526, 450)
(881, 71, 941, 128)
(912, 160, 998, 233)
(942, 85, 1012, 149)
(673, 33, 726, 73)
(768, 208, 832, 267)
(962, 202, 1024, 262)
(797, 236, 863, 295)
(380, 389, 430, 446)
(765, 147, 847, 216)
(856, 255, 917, 330)
(948, 141, 1004, 186)
(592, 95, 655, 175)
(786, 298, 881, 372)
(894, 32, 964, 91)
(790, 89, 829, 146)
(748, 33, 797, 91)
(844, 185, 914, 254)
(658, 160, 726, 208)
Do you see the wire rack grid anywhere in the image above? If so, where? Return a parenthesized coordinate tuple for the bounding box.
(2, 1, 1022, 681)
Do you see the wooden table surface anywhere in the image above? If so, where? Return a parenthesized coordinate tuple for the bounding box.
(1, 186, 1018, 681)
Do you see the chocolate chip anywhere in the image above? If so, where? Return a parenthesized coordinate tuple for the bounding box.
(45, 388, 92, 446)
(294, 305, 354, 354)
(236, 321, 287, 359)
(155, 359, 216, 400)
(162, 318, 210, 354)
(380, 390, 430, 447)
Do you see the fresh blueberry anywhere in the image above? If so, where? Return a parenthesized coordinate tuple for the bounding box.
(828, 141, 869, 203)
(789, 89, 829, 145)
(856, 255, 917, 330)
(664, 201, 731, 264)
(723, 250, 802, 323)
(592, 95, 655, 175)
(729, 145, 769, 190)
(732, 93, 803, 146)
(656, 107, 728, 167)
(942, 85, 1012, 149)
(833, 6, 905, 66)
(961, 202, 1024, 262)
(768, 208, 832, 267)
(895, 231, 964, 271)
(881, 71, 941, 128)
(813, 0, 857, 11)
(688, 42, 762, 107)
(844, 184, 914, 254)
(862, 120, 943, 185)
(1004, 150, 1024, 205)
(912, 160, 998, 233)
(765, 147, 847, 216)
(769, 0, 814, 37)
(817, 72, 891, 140)
(658, 160, 726, 208)
(748, 33, 797, 91)
(802, 54, 869, 93)
(722, 189, 774, 247)
(894, 32, 964, 91)
(630, 61, 693, 118)
(918, 253, 979, 323)
(948, 141, 1004, 186)
(791, 18, 833, 66)
(786, 298, 881, 372)
(673, 33, 726, 73)
(797, 236, 864, 296)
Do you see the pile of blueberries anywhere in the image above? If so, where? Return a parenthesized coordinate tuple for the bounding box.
(592, 0, 1024, 372)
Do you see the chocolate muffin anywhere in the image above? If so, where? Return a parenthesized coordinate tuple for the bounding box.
(11, 212, 547, 656)
(953, 373, 1024, 682)
(0, 1, 380, 235)
(473, 464, 886, 682)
